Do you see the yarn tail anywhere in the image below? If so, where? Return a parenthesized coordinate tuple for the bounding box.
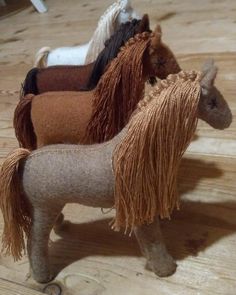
(0, 148, 31, 261)
(21, 68, 39, 98)
(34, 46, 50, 68)
(14, 94, 37, 150)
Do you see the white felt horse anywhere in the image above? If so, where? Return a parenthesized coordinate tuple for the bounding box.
(35, 0, 139, 68)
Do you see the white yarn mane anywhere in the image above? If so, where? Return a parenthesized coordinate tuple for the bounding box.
(85, 0, 131, 64)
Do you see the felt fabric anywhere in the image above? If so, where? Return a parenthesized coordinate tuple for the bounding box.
(37, 65, 93, 93)
(31, 91, 93, 146)
(22, 141, 118, 208)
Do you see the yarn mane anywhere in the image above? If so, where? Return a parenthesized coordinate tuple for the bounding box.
(86, 18, 149, 90)
(85, 0, 131, 64)
(112, 70, 202, 232)
(86, 32, 153, 143)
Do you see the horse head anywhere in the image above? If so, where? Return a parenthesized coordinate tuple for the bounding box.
(116, 0, 140, 26)
(198, 59, 232, 129)
(144, 24, 181, 81)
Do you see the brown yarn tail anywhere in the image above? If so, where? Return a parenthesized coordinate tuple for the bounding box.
(0, 148, 31, 261)
(14, 94, 37, 150)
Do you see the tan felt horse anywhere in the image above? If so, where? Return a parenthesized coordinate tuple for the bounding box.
(0, 66, 232, 283)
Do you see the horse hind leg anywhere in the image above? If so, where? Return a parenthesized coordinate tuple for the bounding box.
(27, 205, 63, 283)
(134, 216, 177, 277)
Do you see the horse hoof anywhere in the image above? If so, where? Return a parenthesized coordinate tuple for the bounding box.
(146, 256, 177, 277)
(33, 272, 54, 284)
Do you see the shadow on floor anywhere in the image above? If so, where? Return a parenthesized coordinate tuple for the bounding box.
(48, 156, 235, 275)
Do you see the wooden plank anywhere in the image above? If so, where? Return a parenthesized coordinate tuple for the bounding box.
(0, 0, 235, 294)
(0, 278, 43, 295)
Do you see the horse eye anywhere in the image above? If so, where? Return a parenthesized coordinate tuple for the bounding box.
(208, 97, 217, 109)
(155, 57, 166, 67)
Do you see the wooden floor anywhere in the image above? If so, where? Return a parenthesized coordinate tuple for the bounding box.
(0, 0, 236, 294)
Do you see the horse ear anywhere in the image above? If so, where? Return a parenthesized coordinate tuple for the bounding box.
(150, 24, 162, 52)
(118, 0, 131, 9)
(155, 24, 162, 36)
(138, 14, 150, 32)
(201, 59, 214, 77)
(200, 59, 218, 90)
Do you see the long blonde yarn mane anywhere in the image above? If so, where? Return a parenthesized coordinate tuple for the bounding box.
(85, 0, 130, 64)
(86, 31, 152, 143)
(112, 70, 202, 232)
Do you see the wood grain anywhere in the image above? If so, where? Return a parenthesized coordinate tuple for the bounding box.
(0, 0, 235, 294)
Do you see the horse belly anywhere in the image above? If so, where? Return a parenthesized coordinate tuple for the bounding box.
(31, 92, 93, 147)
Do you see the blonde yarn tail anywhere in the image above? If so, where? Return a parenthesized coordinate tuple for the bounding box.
(34, 47, 51, 68)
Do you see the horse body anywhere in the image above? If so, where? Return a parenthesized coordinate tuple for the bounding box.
(46, 42, 90, 67)
(0, 67, 232, 283)
(35, 0, 139, 67)
(31, 91, 93, 146)
(22, 142, 117, 209)
(36, 65, 92, 93)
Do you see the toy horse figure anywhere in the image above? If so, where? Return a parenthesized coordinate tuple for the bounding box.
(0, 63, 232, 283)
(22, 16, 151, 96)
(14, 28, 181, 150)
(35, 0, 139, 68)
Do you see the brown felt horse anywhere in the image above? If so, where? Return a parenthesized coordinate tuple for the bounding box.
(14, 27, 181, 149)
(22, 16, 151, 96)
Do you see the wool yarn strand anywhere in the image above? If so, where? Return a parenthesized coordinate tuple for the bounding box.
(112, 71, 201, 231)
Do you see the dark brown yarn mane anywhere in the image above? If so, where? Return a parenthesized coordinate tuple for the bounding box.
(86, 18, 150, 90)
(86, 31, 153, 143)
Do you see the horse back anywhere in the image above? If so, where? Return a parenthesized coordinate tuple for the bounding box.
(37, 64, 94, 93)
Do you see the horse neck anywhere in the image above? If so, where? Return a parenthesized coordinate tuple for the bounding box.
(85, 4, 120, 63)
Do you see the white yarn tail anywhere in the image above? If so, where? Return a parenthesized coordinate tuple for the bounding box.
(34, 47, 51, 68)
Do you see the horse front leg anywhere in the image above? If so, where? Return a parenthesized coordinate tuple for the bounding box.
(27, 205, 63, 283)
(134, 216, 177, 277)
